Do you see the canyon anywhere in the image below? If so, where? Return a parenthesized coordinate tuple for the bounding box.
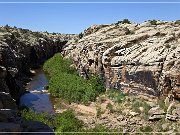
(0, 20, 180, 133)
(0, 25, 75, 133)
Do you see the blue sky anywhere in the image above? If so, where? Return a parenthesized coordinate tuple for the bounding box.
(0, 0, 180, 34)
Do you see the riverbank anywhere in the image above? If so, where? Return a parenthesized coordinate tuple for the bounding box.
(0, 26, 74, 133)
(20, 68, 54, 113)
(42, 53, 180, 133)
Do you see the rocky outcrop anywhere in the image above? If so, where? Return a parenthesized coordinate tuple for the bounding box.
(0, 25, 75, 133)
(63, 20, 180, 99)
(0, 26, 75, 100)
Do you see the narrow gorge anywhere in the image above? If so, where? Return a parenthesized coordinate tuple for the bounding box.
(0, 25, 74, 132)
(0, 20, 180, 133)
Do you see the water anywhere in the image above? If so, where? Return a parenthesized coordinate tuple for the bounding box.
(20, 69, 54, 114)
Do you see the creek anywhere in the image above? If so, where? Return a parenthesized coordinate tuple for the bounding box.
(20, 68, 54, 114)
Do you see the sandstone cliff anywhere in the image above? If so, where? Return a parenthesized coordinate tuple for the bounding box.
(63, 20, 180, 99)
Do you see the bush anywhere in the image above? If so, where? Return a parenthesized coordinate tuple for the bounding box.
(131, 100, 151, 115)
(149, 20, 157, 25)
(43, 53, 105, 104)
(116, 19, 131, 25)
(122, 19, 131, 24)
(55, 110, 83, 132)
(106, 103, 113, 113)
(175, 20, 180, 25)
(21, 109, 83, 132)
(139, 126, 153, 132)
(78, 32, 83, 39)
(107, 90, 127, 104)
(21, 109, 54, 128)
(83, 125, 119, 134)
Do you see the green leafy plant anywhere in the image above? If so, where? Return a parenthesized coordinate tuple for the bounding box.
(175, 20, 180, 25)
(43, 53, 105, 104)
(21, 109, 83, 132)
(107, 90, 127, 104)
(149, 20, 157, 25)
(106, 103, 114, 113)
(78, 32, 83, 39)
(122, 19, 131, 24)
(139, 126, 153, 132)
(132, 100, 151, 115)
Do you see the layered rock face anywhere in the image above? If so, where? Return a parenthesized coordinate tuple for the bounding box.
(63, 21, 180, 99)
(0, 26, 74, 133)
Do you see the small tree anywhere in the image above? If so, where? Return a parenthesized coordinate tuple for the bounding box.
(78, 32, 83, 39)
(149, 20, 157, 25)
(175, 20, 180, 25)
(122, 19, 131, 24)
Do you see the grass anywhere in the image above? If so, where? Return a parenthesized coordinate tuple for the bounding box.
(131, 100, 151, 115)
(43, 53, 105, 104)
(107, 90, 127, 104)
(106, 103, 114, 113)
(139, 126, 153, 132)
(21, 109, 123, 134)
(157, 98, 168, 112)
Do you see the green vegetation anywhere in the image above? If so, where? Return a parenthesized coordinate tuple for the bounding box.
(139, 126, 153, 132)
(149, 20, 157, 25)
(21, 109, 83, 132)
(106, 103, 114, 113)
(96, 107, 103, 118)
(175, 20, 180, 25)
(21, 109, 121, 133)
(116, 19, 131, 24)
(122, 19, 131, 24)
(83, 125, 121, 134)
(107, 90, 127, 104)
(157, 98, 168, 112)
(132, 100, 151, 115)
(78, 32, 83, 39)
(43, 53, 105, 104)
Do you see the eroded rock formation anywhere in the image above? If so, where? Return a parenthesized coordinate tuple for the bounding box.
(63, 20, 180, 99)
(0, 25, 75, 133)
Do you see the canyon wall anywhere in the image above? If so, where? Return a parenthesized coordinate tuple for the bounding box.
(0, 26, 75, 132)
(63, 21, 180, 99)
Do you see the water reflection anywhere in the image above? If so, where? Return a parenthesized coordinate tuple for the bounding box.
(20, 69, 54, 114)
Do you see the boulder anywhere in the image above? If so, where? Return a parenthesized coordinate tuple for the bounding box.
(148, 106, 165, 120)
(166, 114, 179, 121)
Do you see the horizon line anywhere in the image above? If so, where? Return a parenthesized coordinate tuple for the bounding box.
(0, 1, 180, 4)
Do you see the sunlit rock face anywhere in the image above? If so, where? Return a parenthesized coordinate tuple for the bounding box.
(0, 26, 75, 101)
(63, 21, 180, 99)
(0, 26, 75, 132)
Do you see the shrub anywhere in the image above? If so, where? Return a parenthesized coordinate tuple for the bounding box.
(139, 126, 153, 132)
(106, 103, 113, 113)
(96, 107, 103, 118)
(83, 125, 120, 134)
(107, 90, 127, 104)
(122, 19, 131, 24)
(21, 109, 83, 132)
(78, 32, 83, 39)
(55, 110, 83, 132)
(157, 98, 168, 112)
(175, 20, 180, 25)
(149, 20, 157, 25)
(116, 19, 131, 25)
(43, 53, 105, 104)
(21, 109, 54, 128)
(132, 100, 151, 115)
